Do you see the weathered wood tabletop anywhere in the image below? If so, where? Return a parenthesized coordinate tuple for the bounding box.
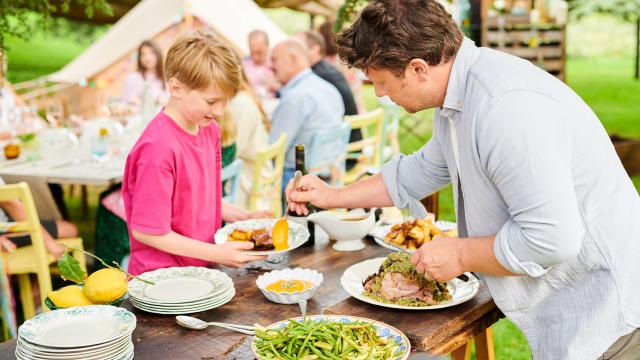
(0, 236, 501, 360)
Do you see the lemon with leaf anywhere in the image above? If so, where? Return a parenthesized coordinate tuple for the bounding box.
(83, 268, 128, 304)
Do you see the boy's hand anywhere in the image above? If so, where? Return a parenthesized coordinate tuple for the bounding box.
(245, 210, 272, 220)
(214, 241, 266, 267)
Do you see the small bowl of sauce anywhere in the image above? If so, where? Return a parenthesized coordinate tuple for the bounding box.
(256, 268, 323, 304)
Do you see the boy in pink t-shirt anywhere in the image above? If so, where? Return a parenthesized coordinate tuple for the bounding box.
(122, 33, 267, 276)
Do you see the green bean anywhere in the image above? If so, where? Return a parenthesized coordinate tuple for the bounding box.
(254, 319, 403, 360)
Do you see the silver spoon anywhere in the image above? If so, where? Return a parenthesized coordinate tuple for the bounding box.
(176, 315, 255, 335)
(298, 299, 307, 322)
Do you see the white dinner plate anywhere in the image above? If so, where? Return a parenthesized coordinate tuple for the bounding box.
(18, 306, 136, 348)
(214, 218, 309, 255)
(341, 257, 479, 310)
(130, 288, 234, 310)
(370, 220, 457, 253)
(128, 267, 232, 304)
(130, 290, 234, 315)
(17, 335, 129, 357)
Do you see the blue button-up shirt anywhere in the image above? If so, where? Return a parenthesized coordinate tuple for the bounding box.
(381, 37, 640, 359)
(269, 69, 344, 167)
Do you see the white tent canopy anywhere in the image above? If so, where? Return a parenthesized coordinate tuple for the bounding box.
(48, 0, 287, 83)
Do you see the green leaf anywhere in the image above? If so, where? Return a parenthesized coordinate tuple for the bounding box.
(57, 253, 86, 283)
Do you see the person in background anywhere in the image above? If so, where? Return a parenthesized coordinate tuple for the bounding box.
(122, 40, 167, 118)
(242, 30, 279, 99)
(269, 39, 344, 191)
(299, 31, 357, 117)
(299, 30, 362, 170)
(217, 110, 237, 169)
(318, 20, 366, 113)
(122, 32, 268, 276)
(222, 70, 273, 210)
(287, 1, 640, 358)
(0, 177, 77, 258)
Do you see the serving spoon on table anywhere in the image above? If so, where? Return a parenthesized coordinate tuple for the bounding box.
(176, 315, 255, 335)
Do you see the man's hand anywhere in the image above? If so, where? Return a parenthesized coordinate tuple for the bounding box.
(410, 236, 465, 282)
(285, 174, 339, 215)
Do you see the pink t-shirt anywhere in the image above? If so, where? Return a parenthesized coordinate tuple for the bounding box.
(122, 111, 222, 275)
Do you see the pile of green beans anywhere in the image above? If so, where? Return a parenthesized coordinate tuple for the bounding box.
(254, 318, 404, 360)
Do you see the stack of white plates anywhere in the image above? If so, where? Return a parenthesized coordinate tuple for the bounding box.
(16, 305, 136, 360)
(128, 267, 235, 315)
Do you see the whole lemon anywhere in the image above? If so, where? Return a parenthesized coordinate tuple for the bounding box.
(48, 285, 95, 308)
(83, 268, 128, 304)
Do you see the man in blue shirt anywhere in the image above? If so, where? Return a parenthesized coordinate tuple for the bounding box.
(285, 1, 640, 358)
(269, 39, 344, 190)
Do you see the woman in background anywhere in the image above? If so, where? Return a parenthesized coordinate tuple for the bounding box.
(223, 70, 273, 211)
(122, 40, 167, 119)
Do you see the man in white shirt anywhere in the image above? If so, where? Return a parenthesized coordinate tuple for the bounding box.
(285, 1, 640, 358)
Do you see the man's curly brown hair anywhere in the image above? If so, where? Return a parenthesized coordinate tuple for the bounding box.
(336, 0, 463, 76)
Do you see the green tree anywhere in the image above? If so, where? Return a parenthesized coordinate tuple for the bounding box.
(563, 0, 639, 79)
(0, 0, 112, 82)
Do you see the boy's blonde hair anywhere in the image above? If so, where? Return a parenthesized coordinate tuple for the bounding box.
(164, 32, 241, 98)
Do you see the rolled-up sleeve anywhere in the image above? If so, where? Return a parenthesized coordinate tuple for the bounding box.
(478, 92, 585, 277)
(381, 136, 451, 218)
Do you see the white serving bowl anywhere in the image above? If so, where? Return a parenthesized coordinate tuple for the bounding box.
(308, 209, 376, 251)
(256, 268, 323, 304)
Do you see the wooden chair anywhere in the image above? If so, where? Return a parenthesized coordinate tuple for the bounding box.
(0, 253, 17, 340)
(378, 102, 402, 164)
(248, 134, 287, 217)
(0, 182, 86, 320)
(307, 122, 352, 186)
(221, 159, 243, 205)
(343, 108, 385, 184)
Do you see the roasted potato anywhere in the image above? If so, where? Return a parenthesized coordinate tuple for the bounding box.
(228, 229, 251, 241)
(383, 218, 452, 249)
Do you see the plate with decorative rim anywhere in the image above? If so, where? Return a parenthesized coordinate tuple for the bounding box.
(18, 306, 136, 348)
(214, 218, 309, 256)
(16, 339, 132, 360)
(130, 291, 234, 314)
(16, 335, 129, 355)
(251, 314, 410, 360)
(128, 267, 232, 304)
(129, 288, 233, 309)
(370, 220, 457, 254)
(130, 289, 235, 312)
(341, 257, 479, 310)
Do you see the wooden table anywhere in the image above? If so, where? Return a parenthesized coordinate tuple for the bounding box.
(0, 236, 501, 360)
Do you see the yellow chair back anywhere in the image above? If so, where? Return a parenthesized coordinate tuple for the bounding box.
(0, 182, 85, 319)
(343, 108, 385, 184)
(249, 134, 288, 217)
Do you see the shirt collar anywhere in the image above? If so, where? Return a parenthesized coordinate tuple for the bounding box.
(441, 37, 480, 117)
(280, 68, 312, 95)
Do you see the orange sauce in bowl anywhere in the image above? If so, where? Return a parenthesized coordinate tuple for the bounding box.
(265, 280, 313, 293)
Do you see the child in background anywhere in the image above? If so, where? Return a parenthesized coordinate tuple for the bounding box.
(122, 32, 267, 276)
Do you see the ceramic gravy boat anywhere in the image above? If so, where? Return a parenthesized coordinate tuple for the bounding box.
(307, 210, 376, 251)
